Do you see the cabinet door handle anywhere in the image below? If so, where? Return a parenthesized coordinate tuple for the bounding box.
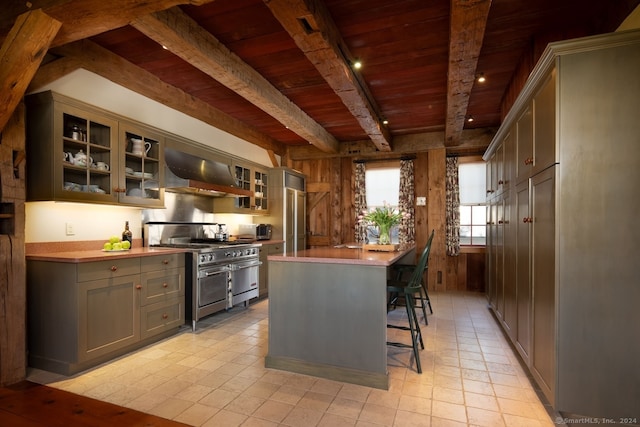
(136, 284, 142, 290)
(162, 259, 170, 265)
(523, 217, 533, 223)
(110, 265, 117, 271)
(163, 282, 168, 288)
(162, 313, 168, 319)
(524, 157, 534, 165)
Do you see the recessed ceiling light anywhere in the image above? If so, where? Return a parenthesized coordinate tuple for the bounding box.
(352, 60, 362, 70)
(467, 116, 474, 122)
(382, 119, 389, 125)
(477, 73, 486, 83)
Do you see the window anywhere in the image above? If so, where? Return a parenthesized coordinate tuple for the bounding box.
(458, 161, 487, 246)
(365, 164, 400, 243)
(365, 166, 399, 208)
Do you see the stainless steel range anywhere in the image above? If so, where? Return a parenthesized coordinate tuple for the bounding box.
(144, 222, 261, 330)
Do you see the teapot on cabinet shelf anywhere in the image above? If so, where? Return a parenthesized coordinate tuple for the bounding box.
(64, 150, 93, 167)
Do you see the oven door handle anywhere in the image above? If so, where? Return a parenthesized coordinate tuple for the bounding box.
(230, 261, 262, 270)
(201, 266, 231, 277)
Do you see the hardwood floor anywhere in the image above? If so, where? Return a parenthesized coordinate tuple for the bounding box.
(0, 381, 189, 426)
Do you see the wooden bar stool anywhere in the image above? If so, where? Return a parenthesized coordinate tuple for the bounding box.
(388, 230, 435, 324)
(386, 231, 433, 373)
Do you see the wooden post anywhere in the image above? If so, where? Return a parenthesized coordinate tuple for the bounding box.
(0, 104, 27, 386)
(427, 148, 447, 291)
(0, 9, 61, 132)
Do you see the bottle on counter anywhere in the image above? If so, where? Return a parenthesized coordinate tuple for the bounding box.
(122, 221, 133, 248)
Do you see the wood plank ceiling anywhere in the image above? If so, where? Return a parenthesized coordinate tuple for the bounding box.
(3, 0, 639, 158)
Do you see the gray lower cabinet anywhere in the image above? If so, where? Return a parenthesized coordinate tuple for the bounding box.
(258, 241, 283, 297)
(28, 254, 184, 375)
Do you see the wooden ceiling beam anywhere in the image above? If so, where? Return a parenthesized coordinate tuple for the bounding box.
(264, 0, 392, 152)
(0, 9, 61, 132)
(28, 56, 82, 91)
(48, 40, 286, 156)
(1, 0, 215, 48)
(445, 0, 492, 146)
(132, 7, 339, 154)
(287, 128, 496, 160)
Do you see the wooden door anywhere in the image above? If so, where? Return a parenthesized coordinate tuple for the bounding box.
(532, 71, 557, 175)
(515, 104, 533, 184)
(495, 196, 505, 319)
(78, 275, 140, 362)
(530, 166, 556, 404)
(502, 190, 517, 339)
(515, 180, 531, 364)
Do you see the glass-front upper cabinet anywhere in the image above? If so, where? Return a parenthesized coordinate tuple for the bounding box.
(119, 124, 164, 207)
(213, 162, 268, 214)
(234, 165, 252, 209)
(60, 110, 118, 200)
(26, 92, 120, 204)
(254, 169, 268, 211)
(26, 91, 164, 208)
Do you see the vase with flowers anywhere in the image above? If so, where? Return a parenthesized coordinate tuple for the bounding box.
(358, 202, 410, 245)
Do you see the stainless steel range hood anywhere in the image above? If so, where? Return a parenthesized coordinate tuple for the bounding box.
(163, 147, 252, 197)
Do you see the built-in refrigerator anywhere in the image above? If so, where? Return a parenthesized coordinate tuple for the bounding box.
(266, 167, 306, 253)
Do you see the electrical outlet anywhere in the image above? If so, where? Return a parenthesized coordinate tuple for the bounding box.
(416, 196, 426, 206)
(65, 222, 75, 236)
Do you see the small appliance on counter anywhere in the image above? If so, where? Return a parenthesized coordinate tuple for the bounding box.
(256, 224, 272, 240)
(238, 223, 272, 241)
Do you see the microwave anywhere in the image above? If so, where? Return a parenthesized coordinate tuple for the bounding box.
(256, 224, 272, 240)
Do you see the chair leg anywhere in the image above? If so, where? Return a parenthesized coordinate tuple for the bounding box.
(387, 291, 399, 312)
(404, 294, 423, 373)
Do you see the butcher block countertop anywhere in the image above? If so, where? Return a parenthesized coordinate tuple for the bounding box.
(25, 247, 189, 263)
(268, 243, 415, 266)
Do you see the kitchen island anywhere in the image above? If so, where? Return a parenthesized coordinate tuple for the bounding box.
(265, 244, 415, 389)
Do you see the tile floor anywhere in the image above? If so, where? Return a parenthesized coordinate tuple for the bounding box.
(28, 292, 559, 426)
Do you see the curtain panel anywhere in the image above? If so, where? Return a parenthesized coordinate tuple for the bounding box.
(399, 159, 415, 244)
(354, 162, 368, 242)
(445, 157, 461, 256)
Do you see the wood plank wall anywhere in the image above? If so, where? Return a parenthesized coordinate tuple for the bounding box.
(292, 149, 485, 293)
(0, 104, 26, 386)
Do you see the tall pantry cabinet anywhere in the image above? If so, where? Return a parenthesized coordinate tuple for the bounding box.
(483, 29, 640, 419)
